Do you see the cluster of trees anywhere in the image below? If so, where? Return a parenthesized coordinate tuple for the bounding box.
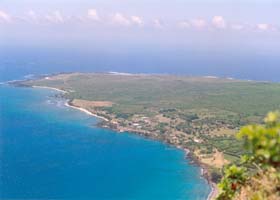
(179, 113, 199, 121)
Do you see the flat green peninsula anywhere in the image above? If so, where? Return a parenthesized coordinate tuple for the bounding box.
(19, 73, 280, 182)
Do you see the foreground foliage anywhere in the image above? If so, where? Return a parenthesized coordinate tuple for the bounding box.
(217, 111, 280, 200)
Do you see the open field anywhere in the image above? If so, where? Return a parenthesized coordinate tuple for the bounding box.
(18, 73, 280, 182)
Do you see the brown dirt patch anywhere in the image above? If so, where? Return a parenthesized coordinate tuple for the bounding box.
(72, 99, 113, 108)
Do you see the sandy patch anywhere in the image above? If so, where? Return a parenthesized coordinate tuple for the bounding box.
(199, 149, 229, 169)
(155, 114, 171, 123)
(72, 99, 113, 108)
(210, 128, 237, 136)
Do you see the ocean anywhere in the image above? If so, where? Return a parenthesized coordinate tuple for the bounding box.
(1, 47, 280, 82)
(0, 67, 210, 198)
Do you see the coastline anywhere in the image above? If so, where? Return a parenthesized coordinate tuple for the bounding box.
(31, 85, 109, 122)
(31, 84, 217, 200)
(67, 103, 218, 199)
(32, 85, 68, 94)
(64, 100, 109, 122)
(207, 183, 218, 200)
(186, 151, 218, 200)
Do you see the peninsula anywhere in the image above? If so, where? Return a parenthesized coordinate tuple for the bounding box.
(15, 72, 280, 192)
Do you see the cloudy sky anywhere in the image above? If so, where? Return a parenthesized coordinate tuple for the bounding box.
(1, 0, 280, 53)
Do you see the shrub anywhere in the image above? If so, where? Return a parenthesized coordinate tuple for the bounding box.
(216, 111, 280, 200)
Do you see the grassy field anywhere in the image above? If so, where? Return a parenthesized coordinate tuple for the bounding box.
(19, 72, 280, 181)
(24, 73, 280, 116)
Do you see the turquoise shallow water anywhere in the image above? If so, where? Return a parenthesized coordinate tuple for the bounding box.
(0, 85, 210, 200)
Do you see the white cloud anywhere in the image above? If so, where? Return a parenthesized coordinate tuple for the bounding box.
(1, 8, 279, 34)
(45, 10, 64, 24)
(27, 10, 36, 19)
(0, 10, 11, 23)
(87, 9, 99, 21)
(153, 19, 163, 28)
(212, 16, 227, 29)
(231, 24, 244, 30)
(256, 23, 269, 31)
(190, 19, 207, 29)
(131, 16, 143, 26)
(178, 21, 191, 28)
(112, 13, 130, 26)
(25, 10, 38, 22)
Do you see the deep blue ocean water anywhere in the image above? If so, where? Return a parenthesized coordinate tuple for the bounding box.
(0, 73, 210, 198)
(1, 47, 280, 82)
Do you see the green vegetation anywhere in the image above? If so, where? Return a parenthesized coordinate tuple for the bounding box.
(23, 74, 280, 117)
(217, 112, 280, 200)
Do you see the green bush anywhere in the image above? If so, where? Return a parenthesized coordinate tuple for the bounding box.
(237, 111, 280, 169)
(216, 111, 280, 200)
(217, 165, 247, 200)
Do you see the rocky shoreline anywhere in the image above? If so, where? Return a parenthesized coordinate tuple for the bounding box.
(96, 118, 218, 199)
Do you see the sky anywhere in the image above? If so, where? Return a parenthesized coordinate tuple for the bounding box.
(0, 0, 279, 51)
